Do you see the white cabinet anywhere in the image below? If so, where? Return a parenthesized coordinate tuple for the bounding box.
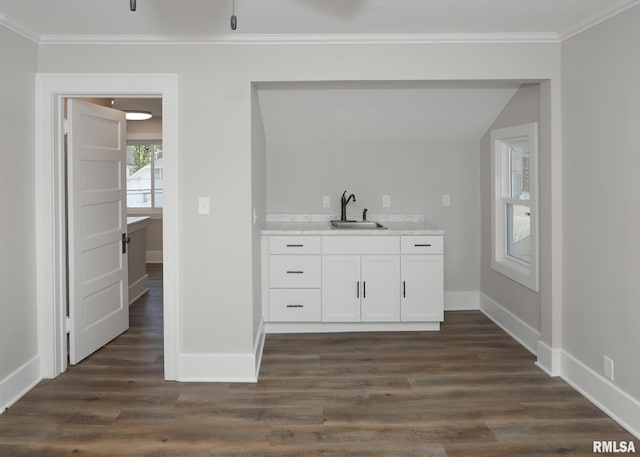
(401, 255, 443, 321)
(361, 256, 401, 322)
(321, 255, 361, 322)
(267, 236, 322, 323)
(269, 289, 321, 322)
(269, 255, 321, 289)
(264, 233, 443, 329)
(321, 255, 400, 322)
(400, 236, 444, 322)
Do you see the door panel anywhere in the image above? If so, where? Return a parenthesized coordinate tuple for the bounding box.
(361, 255, 400, 322)
(401, 255, 444, 322)
(322, 255, 361, 322)
(67, 99, 129, 364)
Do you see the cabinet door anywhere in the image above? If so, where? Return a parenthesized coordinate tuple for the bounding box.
(401, 255, 444, 322)
(361, 255, 400, 322)
(322, 255, 361, 322)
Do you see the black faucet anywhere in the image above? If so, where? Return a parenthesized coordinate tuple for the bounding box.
(341, 190, 356, 221)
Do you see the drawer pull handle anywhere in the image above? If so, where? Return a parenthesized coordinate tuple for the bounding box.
(414, 244, 432, 247)
(403, 280, 406, 298)
(286, 244, 304, 247)
(363, 281, 366, 298)
(286, 270, 304, 274)
(356, 281, 359, 298)
(286, 304, 304, 308)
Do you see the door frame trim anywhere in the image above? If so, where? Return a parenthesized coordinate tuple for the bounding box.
(35, 73, 180, 380)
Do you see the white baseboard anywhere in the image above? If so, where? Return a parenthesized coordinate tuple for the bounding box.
(535, 340, 561, 377)
(444, 291, 479, 310)
(179, 353, 259, 383)
(265, 321, 440, 334)
(128, 274, 149, 305)
(479, 292, 540, 355)
(254, 319, 266, 379)
(146, 250, 163, 264)
(0, 355, 41, 414)
(178, 327, 264, 383)
(561, 350, 640, 440)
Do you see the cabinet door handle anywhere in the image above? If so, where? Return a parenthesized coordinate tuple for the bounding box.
(414, 243, 432, 247)
(363, 281, 366, 298)
(286, 304, 304, 308)
(356, 281, 359, 298)
(403, 281, 406, 298)
(286, 270, 304, 274)
(286, 244, 304, 247)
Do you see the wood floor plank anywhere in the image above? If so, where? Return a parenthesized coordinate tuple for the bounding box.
(0, 264, 635, 456)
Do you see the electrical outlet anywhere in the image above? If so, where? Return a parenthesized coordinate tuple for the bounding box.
(382, 194, 391, 208)
(443, 194, 451, 207)
(323, 195, 331, 208)
(198, 197, 210, 215)
(603, 356, 614, 381)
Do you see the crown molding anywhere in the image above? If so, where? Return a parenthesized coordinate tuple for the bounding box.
(37, 32, 561, 46)
(560, 0, 640, 41)
(4, 1, 640, 48)
(0, 13, 39, 43)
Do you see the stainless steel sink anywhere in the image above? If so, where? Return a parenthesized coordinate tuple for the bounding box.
(330, 220, 386, 229)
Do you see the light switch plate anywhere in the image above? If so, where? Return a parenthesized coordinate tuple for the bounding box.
(382, 195, 391, 208)
(323, 195, 331, 208)
(198, 197, 210, 215)
(443, 194, 451, 207)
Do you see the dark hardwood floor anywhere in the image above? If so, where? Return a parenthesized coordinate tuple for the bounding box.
(0, 263, 634, 456)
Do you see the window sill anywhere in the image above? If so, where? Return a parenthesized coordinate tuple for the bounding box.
(491, 256, 539, 292)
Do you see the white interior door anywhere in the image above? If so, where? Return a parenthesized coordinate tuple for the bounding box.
(67, 99, 129, 365)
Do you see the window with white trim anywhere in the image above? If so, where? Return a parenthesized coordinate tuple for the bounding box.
(126, 141, 163, 209)
(490, 122, 539, 291)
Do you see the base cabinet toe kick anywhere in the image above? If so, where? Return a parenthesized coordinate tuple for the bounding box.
(262, 234, 443, 333)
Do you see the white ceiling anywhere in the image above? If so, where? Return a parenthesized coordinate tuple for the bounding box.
(1, 0, 638, 41)
(257, 81, 522, 142)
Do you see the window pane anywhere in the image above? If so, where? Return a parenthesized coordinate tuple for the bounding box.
(509, 143, 530, 200)
(126, 145, 153, 208)
(154, 145, 164, 208)
(507, 203, 531, 263)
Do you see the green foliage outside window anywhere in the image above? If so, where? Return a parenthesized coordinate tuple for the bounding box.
(128, 145, 152, 176)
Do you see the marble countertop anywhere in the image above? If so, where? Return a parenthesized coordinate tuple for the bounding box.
(261, 214, 444, 236)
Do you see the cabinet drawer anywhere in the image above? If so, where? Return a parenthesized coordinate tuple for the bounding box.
(269, 236, 321, 254)
(269, 255, 321, 288)
(322, 236, 400, 255)
(269, 289, 321, 322)
(401, 236, 443, 254)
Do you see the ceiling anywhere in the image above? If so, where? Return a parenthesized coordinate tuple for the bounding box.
(257, 81, 522, 142)
(1, 0, 638, 42)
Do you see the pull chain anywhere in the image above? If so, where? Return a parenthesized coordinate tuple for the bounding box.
(231, 0, 238, 30)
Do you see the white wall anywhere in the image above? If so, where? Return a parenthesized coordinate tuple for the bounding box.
(267, 139, 481, 293)
(251, 86, 267, 345)
(562, 3, 640, 414)
(0, 27, 39, 410)
(480, 85, 542, 330)
(36, 41, 561, 379)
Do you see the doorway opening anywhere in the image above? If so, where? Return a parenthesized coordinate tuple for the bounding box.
(35, 73, 180, 381)
(64, 97, 165, 368)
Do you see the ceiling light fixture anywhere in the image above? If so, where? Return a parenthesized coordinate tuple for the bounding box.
(230, 0, 237, 30)
(130, 0, 136, 12)
(125, 111, 152, 121)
